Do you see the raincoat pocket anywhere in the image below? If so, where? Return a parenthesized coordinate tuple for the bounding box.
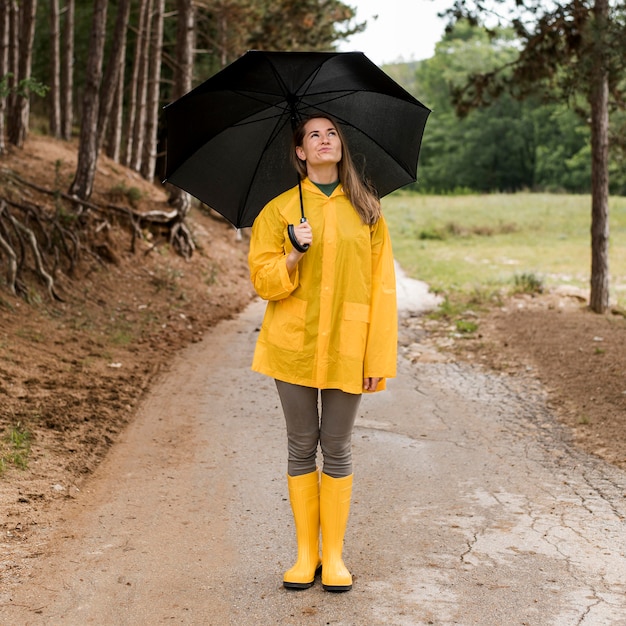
(340, 302, 370, 358)
(267, 296, 308, 352)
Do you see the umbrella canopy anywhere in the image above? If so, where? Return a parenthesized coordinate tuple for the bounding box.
(164, 50, 430, 229)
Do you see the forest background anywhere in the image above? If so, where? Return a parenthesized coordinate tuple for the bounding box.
(4, 1, 626, 198)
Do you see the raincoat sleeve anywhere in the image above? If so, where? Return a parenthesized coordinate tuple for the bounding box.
(364, 215, 397, 381)
(248, 200, 300, 301)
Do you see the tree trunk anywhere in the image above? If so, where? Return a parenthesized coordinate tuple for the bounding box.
(60, 0, 74, 140)
(0, 0, 9, 155)
(96, 0, 131, 152)
(6, 0, 37, 148)
(123, 0, 148, 168)
(167, 0, 195, 212)
(219, 11, 228, 68)
(7, 1, 17, 80)
(173, 0, 195, 100)
(129, 0, 153, 172)
(588, 0, 610, 314)
(49, 0, 61, 137)
(5, 1, 18, 149)
(68, 0, 108, 200)
(105, 61, 125, 162)
(141, 0, 164, 180)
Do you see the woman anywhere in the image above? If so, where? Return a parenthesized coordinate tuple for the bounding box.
(248, 116, 397, 592)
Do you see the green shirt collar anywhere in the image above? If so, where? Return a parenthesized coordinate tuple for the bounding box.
(312, 180, 340, 197)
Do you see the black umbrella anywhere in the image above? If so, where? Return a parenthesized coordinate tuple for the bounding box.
(163, 50, 430, 229)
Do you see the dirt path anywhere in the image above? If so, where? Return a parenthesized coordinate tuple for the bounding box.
(2, 294, 626, 625)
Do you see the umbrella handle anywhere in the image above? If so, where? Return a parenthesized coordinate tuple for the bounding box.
(288, 218, 309, 253)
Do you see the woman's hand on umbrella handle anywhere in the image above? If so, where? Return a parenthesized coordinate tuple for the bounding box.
(288, 220, 312, 252)
(286, 220, 312, 272)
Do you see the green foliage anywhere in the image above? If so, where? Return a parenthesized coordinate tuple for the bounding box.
(438, 1, 626, 116)
(0, 73, 9, 99)
(0, 422, 32, 474)
(108, 183, 143, 208)
(513, 272, 545, 294)
(418, 227, 445, 241)
(246, 0, 365, 53)
(0, 73, 49, 99)
(56, 206, 79, 228)
(417, 219, 518, 241)
(425, 291, 487, 338)
(18, 77, 49, 98)
(15, 327, 45, 343)
(455, 319, 478, 334)
(404, 21, 601, 195)
(419, 2, 626, 198)
(110, 329, 134, 346)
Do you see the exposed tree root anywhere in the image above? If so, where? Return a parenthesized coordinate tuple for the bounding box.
(0, 169, 196, 300)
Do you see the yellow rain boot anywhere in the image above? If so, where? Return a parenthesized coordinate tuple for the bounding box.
(283, 470, 322, 589)
(320, 473, 353, 592)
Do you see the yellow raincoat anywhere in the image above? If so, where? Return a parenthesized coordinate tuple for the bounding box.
(248, 178, 397, 395)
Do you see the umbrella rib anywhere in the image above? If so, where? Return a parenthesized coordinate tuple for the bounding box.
(321, 107, 417, 181)
(235, 111, 291, 227)
(293, 64, 325, 116)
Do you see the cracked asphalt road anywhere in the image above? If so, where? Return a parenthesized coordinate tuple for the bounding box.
(2, 289, 626, 625)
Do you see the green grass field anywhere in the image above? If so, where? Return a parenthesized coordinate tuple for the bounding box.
(383, 192, 626, 308)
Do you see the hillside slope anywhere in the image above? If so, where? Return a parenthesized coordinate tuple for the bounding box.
(1, 135, 255, 555)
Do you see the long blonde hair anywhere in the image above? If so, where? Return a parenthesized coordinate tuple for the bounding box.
(291, 116, 382, 225)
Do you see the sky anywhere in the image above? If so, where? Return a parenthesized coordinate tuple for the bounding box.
(337, 0, 450, 66)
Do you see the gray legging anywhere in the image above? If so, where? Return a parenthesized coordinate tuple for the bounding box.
(275, 380, 362, 478)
